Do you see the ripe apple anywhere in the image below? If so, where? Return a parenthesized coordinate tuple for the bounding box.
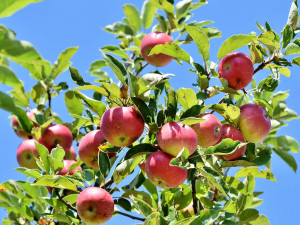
(39, 124, 73, 152)
(57, 159, 82, 175)
(191, 114, 222, 147)
(218, 124, 246, 161)
(12, 111, 36, 139)
(141, 32, 173, 67)
(16, 139, 40, 169)
(157, 122, 198, 157)
(100, 106, 144, 147)
(76, 187, 114, 224)
(238, 104, 271, 143)
(218, 52, 254, 90)
(65, 146, 77, 160)
(145, 151, 187, 189)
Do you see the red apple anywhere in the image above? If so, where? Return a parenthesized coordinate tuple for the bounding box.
(238, 104, 271, 143)
(12, 111, 36, 139)
(57, 159, 82, 175)
(157, 122, 198, 157)
(218, 124, 246, 161)
(65, 146, 77, 160)
(145, 151, 187, 189)
(39, 124, 73, 152)
(218, 52, 254, 90)
(191, 114, 222, 147)
(76, 187, 114, 224)
(100, 106, 144, 147)
(16, 139, 40, 169)
(141, 32, 173, 67)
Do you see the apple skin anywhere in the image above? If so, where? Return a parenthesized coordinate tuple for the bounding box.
(76, 187, 114, 225)
(141, 32, 173, 67)
(12, 111, 36, 139)
(238, 104, 271, 143)
(57, 159, 82, 175)
(16, 139, 40, 169)
(39, 124, 73, 152)
(157, 122, 198, 157)
(218, 124, 246, 161)
(145, 151, 187, 189)
(218, 52, 254, 90)
(100, 106, 144, 147)
(191, 114, 222, 147)
(65, 146, 77, 160)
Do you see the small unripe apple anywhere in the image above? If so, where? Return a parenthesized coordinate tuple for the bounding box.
(238, 104, 271, 143)
(191, 114, 222, 147)
(65, 146, 77, 160)
(145, 151, 187, 189)
(141, 32, 173, 67)
(100, 106, 144, 147)
(218, 124, 246, 161)
(16, 139, 40, 169)
(57, 159, 82, 175)
(76, 187, 114, 224)
(39, 124, 73, 152)
(157, 122, 198, 157)
(218, 52, 254, 90)
(12, 111, 36, 139)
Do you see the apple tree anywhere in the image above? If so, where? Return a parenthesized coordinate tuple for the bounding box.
(0, 0, 299, 224)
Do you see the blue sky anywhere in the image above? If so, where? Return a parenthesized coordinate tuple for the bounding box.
(0, 0, 299, 224)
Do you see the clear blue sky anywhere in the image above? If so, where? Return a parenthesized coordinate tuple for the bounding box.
(0, 0, 299, 224)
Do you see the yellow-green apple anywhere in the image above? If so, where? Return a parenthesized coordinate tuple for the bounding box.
(76, 187, 114, 224)
(218, 52, 254, 90)
(238, 104, 271, 143)
(157, 122, 198, 156)
(64, 146, 77, 160)
(100, 106, 144, 147)
(12, 111, 36, 139)
(191, 114, 222, 147)
(141, 32, 173, 67)
(145, 151, 187, 188)
(16, 139, 40, 169)
(39, 124, 73, 152)
(218, 124, 246, 161)
(57, 159, 82, 175)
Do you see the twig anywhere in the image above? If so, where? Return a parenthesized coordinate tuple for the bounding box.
(136, 63, 149, 76)
(100, 178, 114, 189)
(117, 211, 145, 222)
(224, 168, 230, 176)
(253, 56, 276, 75)
(46, 87, 52, 109)
(191, 178, 198, 215)
(209, 97, 226, 114)
(54, 189, 76, 211)
(211, 188, 218, 202)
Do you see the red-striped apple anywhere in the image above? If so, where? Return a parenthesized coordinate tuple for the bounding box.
(16, 139, 40, 169)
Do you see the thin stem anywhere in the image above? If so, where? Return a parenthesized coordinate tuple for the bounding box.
(100, 178, 114, 189)
(136, 63, 149, 76)
(46, 87, 52, 109)
(54, 189, 76, 211)
(224, 167, 230, 176)
(191, 178, 198, 215)
(117, 211, 145, 222)
(253, 56, 276, 75)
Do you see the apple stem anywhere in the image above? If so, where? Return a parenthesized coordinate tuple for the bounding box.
(116, 211, 145, 221)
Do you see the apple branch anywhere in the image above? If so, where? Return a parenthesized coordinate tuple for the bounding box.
(253, 56, 276, 75)
(136, 62, 149, 76)
(116, 211, 145, 222)
(191, 178, 198, 215)
(54, 189, 77, 212)
(46, 87, 52, 109)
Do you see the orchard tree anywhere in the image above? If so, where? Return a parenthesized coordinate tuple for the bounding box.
(0, 0, 300, 224)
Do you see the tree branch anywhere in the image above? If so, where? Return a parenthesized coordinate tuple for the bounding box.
(117, 211, 145, 221)
(54, 189, 76, 211)
(253, 56, 276, 75)
(136, 63, 149, 76)
(100, 178, 114, 189)
(191, 178, 198, 215)
(46, 87, 52, 109)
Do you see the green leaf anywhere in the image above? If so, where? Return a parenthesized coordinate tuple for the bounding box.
(76, 84, 109, 97)
(88, 60, 107, 72)
(124, 143, 157, 160)
(64, 90, 83, 116)
(177, 88, 197, 110)
(48, 146, 65, 173)
(180, 105, 204, 119)
(62, 194, 78, 205)
(143, 179, 158, 204)
(0, 90, 17, 113)
(149, 42, 191, 63)
(264, 136, 299, 153)
(14, 107, 33, 133)
(287, 0, 299, 30)
(122, 170, 145, 191)
(35, 142, 50, 174)
(130, 195, 155, 217)
(131, 97, 152, 124)
(0, 65, 22, 89)
(292, 56, 300, 66)
(114, 198, 132, 211)
(0, 0, 42, 18)
(102, 52, 128, 86)
(247, 215, 270, 225)
(218, 34, 256, 60)
(176, 0, 193, 20)
(123, 190, 154, 207)
(225, 176, 248, 195)
(239, 209, 259, 222)
(144, 212, 168, 225)
(35, 175, 78, 192)
(167, 88, 177, 121)
(204, 138, 245, 155)
(98, 152, 110, 178)
(15, 168, 41, 179)
(221, 160, 257, 168)
(282, 25, 293, 49)
(69, 67, 91, 86)
(273, 149, 297, 172)
(141, 0, 157, 29)
(180, 117, 204, 126)
(103, 22, 134, 36)
(101, 45, 128, 59)
(185, 25, 210, 61)
(83, 169, 95, 187)
(101, 82, 122, 99)
(235, 167, 276, 182)
(123, 4, 142, 32)
(285, 42, 300, 55)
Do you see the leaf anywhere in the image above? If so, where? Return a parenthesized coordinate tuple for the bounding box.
(264, 136, 299, 153)
(15, 168, 41, 179)
(235, 167, 276, 182)
(123, 4, 142, 32)
(273, 149, 297, 172)
(287, 0, 299, 30)
(218, 34, 256, 60)
(177, 88, 197, 110)
(123, 190, 154, 207)
(131, 97, 152, 124)
(64, 90, 83, 116)
(35, 142, 50, 174)
(285, 42, 300, 55)
(48, 146, 65, 173)
(101, 45, 128, 59)
(0, 65, 22, 89)
(130, 195, 155, 217)
(0, 90, 17, 113)
(282, 25, 293, 49)
(76, 84, 109, 97)
(51, 46, 78, 80)
(14, 107, 33, 133)
(35, 175, 78, 192)
(88, 60, 107, 72)
(225, 176, 249, 195)
(221, 160, 257, 168)
(103, 22, 134, 36)
(114, 198, 132, 211)
(124, 143, 157, 160)
(176, 0, 193, 20)
(62, 194, 78, 205)
(185, 25, 210, 61)
(98, 152, 110, 178)
(83, 169, 95, 187)
(180, 117, 204, 126)
(204, 138, 245, 155)
(180, 105, 204, 119)
(0, 0, 43, 18)
(141, 0, 157, 29)
(101, 82, 122, 99)
(248, 215, 270, 225)
(292, 56, 300, 66)
(239, 209, 259, 222)
(69, 67, 91, 86)
(149, 42, 191, 63)
(144, 212, 168, 225)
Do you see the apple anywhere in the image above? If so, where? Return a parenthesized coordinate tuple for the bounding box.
(238, 104, 271, 143)
(191, 114, 222, 147)
(141, 32, 173, 67)
(157, 122, 198, 157)
(12, 111, 36, 139)
(218, 52, 254, 90)
(57, 159, 82, 175)
(16, 139, 40, 169)
(65, 146, 77, 160)
(100, 106, 144, 147)
(145, 151, 187, 189)
(39, 124, 73, 152)
(76, 187, 114, 224)
(218, 124, 246, 161)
